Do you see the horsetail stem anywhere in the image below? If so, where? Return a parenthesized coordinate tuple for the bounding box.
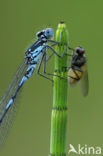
(50, 22, 69, 156)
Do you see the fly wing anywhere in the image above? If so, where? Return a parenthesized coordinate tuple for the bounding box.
(0, 59, 28, 148)
(79, 64, 89, 97)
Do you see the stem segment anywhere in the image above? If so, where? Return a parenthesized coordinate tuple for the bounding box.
(50, 23, 69, 156)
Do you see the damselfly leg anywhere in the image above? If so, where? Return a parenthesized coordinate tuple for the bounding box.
(37, 49, 69, 82)
(47, 30, 69, 57)
(37, 53, 53, 82)
(43, 53, 67, 80)
(45, 41, 69, 58)
(37, 53, 66, 82)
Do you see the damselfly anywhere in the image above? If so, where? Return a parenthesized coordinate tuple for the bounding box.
(0, 28, 68, 147)
(68, 46, 89, 96)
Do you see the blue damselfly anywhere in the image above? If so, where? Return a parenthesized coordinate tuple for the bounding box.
(0, 28, 69, 147)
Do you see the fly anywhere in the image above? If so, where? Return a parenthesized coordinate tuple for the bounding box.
(68, 46, 89, 96)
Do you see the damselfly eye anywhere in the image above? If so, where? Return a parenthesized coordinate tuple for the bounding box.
(45, 28, 53, 39)
(47, 30, 49, 33)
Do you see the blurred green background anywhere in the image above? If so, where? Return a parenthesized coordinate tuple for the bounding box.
(0, 0, 103, 156)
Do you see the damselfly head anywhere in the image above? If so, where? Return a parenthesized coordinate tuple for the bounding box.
(36, 30, 45, 39)
(36, 28, 53, 39)
(75, 46, 85, 55)
(44, 28, 53, 39)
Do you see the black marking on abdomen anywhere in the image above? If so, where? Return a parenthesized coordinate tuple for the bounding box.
(30, 61, 37, 65)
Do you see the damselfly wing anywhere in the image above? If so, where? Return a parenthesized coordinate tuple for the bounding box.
(0, 59, 28, 147)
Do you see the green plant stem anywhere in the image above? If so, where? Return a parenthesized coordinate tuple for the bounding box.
(50, 23, 69, 156)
